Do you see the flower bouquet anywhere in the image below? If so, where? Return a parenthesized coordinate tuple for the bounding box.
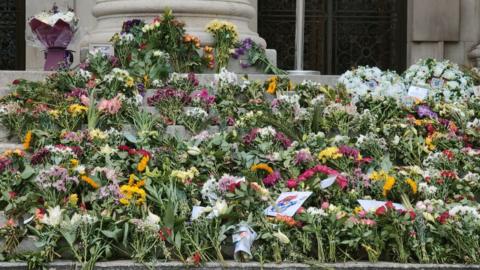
(403, 58, 474, 102)
(28, 4, 78, 70)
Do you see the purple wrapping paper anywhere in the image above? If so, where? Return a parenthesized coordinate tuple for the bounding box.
(29, 18, 74, 49)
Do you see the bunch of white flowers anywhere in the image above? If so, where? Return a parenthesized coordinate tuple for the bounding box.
(338, 66, 406, 103)
(403, 58, 474, 102)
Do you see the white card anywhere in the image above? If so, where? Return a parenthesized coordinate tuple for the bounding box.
(320, 175, 337, 189)
(407, 86, 429, 100)
(264, 191, 313, 217)
(474, 86, 480, 97)
(357, 199, 406, 212)
(191, 206, 207, 220)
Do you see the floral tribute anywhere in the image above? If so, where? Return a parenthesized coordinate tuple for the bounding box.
(0, 9, 480, 270)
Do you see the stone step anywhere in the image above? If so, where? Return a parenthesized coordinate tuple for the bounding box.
(0, 70, 340, 95)
(0, 143, 23, 153)
(0, 260, 477, 270)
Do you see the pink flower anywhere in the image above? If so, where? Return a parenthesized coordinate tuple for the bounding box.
(286, 179, 298, 189)
(321, 201, 329, 209)
(80, 95, 90, 106)
(98, 95, 122, 115)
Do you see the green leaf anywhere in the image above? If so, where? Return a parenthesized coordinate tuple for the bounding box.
(21, 166, 35, 179)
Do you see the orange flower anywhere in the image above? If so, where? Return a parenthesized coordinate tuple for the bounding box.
(81, 175, 100, 189)
(23, 130, 32, 150)
(251, 163, 274, 175)
(137, 155, 149, 172)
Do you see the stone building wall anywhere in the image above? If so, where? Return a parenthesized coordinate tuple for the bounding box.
(24, 0, 480, 71)
(407, 0, 480, 67)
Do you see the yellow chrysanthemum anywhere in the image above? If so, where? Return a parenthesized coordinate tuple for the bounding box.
(382, 175, 396, 197)
(137, 155, 149, 172)
(68, 104, 88, 116)
(406, 178, 417, 194)
(318, 147, 342, 163)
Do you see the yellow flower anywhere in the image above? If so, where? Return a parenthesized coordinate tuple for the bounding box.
(406, 178, 417, 194)
(171, 167, 199, 183)
(23, 130, 32, 150)
(425, 134, 436, 151)
(354, 206, 363, 214)
(81, 175, 100, 189)
(370, 170, 386, 181)
(48, 110, 60, 118)
(317, 147, 342, 163)
(251, 163, 274, 175)
(89, 129, 107, 140)
(126, 76, 135, 88)
(137, 155, 149, 172)
(266, 76, 277, 94)
(119, 178, 147, 206)
(68, 194, 78, 205)
(70, 159, 79, 168)
(68, 104, 88, 116)
(382, 175, 396, 197)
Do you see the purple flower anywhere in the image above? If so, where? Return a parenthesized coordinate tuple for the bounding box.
(417, 105, 438, 119)
(338, 145, 360, 159)
(243, 128, 259, 145)
(31, 148, 51, 165)
(226, 116, 236, 126)
(147, 87, 191, 106)
(187, 73, 199, 87)
(294, 149, 313, 165)
(122, 19, 143, 33)
(275, 132, 292, 148)
(0, 157, 12, 173)
(65, 88, 88, 99)
(263, 171, 281, 187)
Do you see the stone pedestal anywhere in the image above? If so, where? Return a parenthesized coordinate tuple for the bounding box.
(80, 0, 266, 52)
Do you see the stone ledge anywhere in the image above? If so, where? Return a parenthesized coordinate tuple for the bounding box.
(0, 71, 340, 92)
(0, 261, 479, 270)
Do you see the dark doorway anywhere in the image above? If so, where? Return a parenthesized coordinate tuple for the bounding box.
(0, 0, 25, 70)
(258, 0, 407, 75)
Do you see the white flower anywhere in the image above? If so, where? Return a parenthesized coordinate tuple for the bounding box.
(41, 206, 64, 227)
(100, 144, 116, 156)
(306, 207, 326, 216)
(212, 200, 229, 217)
(187, 146, 202, 156)
(146, 211, 161, 226)
(273, 230, 290, 244)
(214, 68, 238, 85)
(70, 213, 97, 225)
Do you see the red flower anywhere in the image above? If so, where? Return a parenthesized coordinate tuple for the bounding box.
(12, 79, 20, 85)
(228, 183, 237, 193)
(408, 210, 416, 220)
(437, 211, 450, 224)
(192, 251, 201, 265)
(440, 170, 457, 179)
(442, 150, 454, 160)
(385, 201, 394, 209)
(118, 145, 131, 152)
(136, 149, 152, 158)
(8, 191, 16, 199)
(375, 206, 387, 216)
